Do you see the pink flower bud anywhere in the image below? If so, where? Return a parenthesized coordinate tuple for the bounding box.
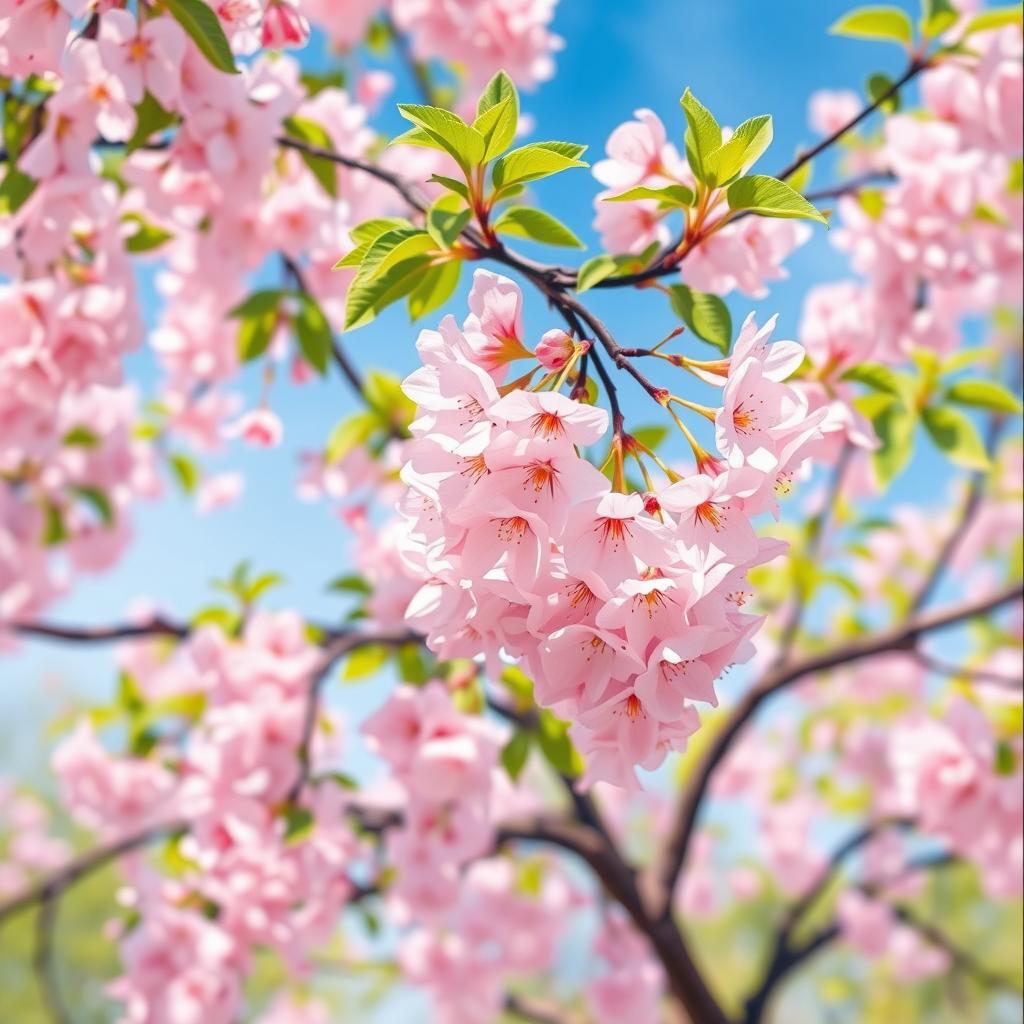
(534, 328, 574, 371)
(261, 1, 310, 50)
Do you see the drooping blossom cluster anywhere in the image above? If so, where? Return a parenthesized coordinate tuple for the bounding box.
(591, 108, 812, 297)
(396, 268, 824, 787)
(49, 611, 363, 1024)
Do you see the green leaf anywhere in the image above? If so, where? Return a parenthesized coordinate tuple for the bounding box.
(229, 290, 285, 319)
(325, 411, 378, 462)
(492, 206, 584, 248)
(358, 227, 434, 279)
(237, 309, 277, 361)
(345, 256, 431, 330)
(961, 5, 1023, 36)
(428, 174, 471, 201)
(169, 452, 201, 494)
(282, 116, 338, 197)
(841, 362, 905, 396)
(866, 73, 901, 113)
(407, 259, 461, 320)
(122, 213, 174, 253)
(576, 254, 620, 292)
(500, 731, 532, 781)
(680, 88, 722, 184)
(536, 710, 584, 778)
(351, 217, 413, 246)
(328, 573, 372, 595)
(477, 70, 518, 118)
(631, 424, 669, 450)
(62, 426, 100, 447)
(944, 379, 1023, 414)
(426, 196, 472, 249)
(0, 166, 36, 214)
(282, 805, 314, 844)
(492, 141, 588, 190)
(870, 398, 917, 484)
(126, 92, 176, 154)
(42, 501, 67, 546)
(294, 294, 332, 374)
(668, 285, 732, 355)
(604, 183, 696, 207)
(473, 94, 518, 162)
(396, 103, 485, 172)
(704, 114, 774, 187)
(921, 405, 991, 469)
(726, 174, 829, 224)
(71, 485, 114, 527)
(921, 0, 958, 37)
(785, 156, 814, 195)
(343, 644, 389, 681)
(165, 0, 238, 73)
(829, 5, 915, 46)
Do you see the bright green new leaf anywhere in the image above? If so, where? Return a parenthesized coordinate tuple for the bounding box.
(726, 174, 829, 224)
(426, 196, 472, 249)
(631, 425, 670, 450)
(576, 254, 620, 292)
(229, 290, 285, 319)
(328, 573, 372, 595)
(668, 284, 732, 355)
(351, 217, 413, 246)
(841, 362, 905, 397)
(282, 116, 338, 197)
(536, 710, 584, 778)
(0, 166, 37, 215)
(294, 295, 332, 374)
(604, 183, 696, 207)
(944, 379, 1023, 415)
(343, 644, 390, 681)
(785, 157, 814, 195)
(492, 206, 584, 248)
(921, 405, 990, 469)
(237, 310, 277, 361)
(396, 103, 485, 171)
(407, 259, 462, 320)
(829, 5, 915, 46)
(492, 140, 589, 190)
(921, 0, 958, 37)
(344, 256, 430, 329)
(429, 174, 471, 201)
(282, 806, 314, 843)
(72, 486, 115, 527)
(122, 214, 174, 253)
(870, 398, 917, 484)
(477, 70, 518, 117)
(166, 0, 238, 73)
(680, 88, 722, 184)
(326, 411, 378, 462)
(63, 426, 100, 447)
(500, 731, 532, 781)
(866, 73, 901, 113)
(473, 94, 518, 161)
(703, 114, 774, 187)
(126, 92, 177, 154)
(365, 230, 437, 281)
(961, 5, 1022, 36)
(169, 452, 201, 495)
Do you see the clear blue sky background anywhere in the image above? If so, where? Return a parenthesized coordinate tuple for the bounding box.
(5, 0, 962, 800)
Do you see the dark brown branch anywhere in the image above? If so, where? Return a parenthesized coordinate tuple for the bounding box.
(913, 650, 1022, 689)
(12, 616, 187, 644)
(504, 993, 579, 1024)
(0, 823, 185, 927)
(651, 582, 1024, 918)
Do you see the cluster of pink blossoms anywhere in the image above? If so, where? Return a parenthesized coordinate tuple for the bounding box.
(796, 22, 1022, 464)
(0, 0, 564, 628)
(0, 784, 72, 898)
(396, 269, 823, 787)
(592, 108, 811, 297)
(50, 611, 363, 1024)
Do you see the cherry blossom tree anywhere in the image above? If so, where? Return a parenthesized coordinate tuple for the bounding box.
(0, 1, 1022, 1022)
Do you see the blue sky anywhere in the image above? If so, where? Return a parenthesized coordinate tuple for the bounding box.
(4, 0, 959, 771)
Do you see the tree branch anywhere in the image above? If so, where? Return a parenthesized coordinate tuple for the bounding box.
(12, 616, 187, 644)
(651, 582, 1024, 918)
